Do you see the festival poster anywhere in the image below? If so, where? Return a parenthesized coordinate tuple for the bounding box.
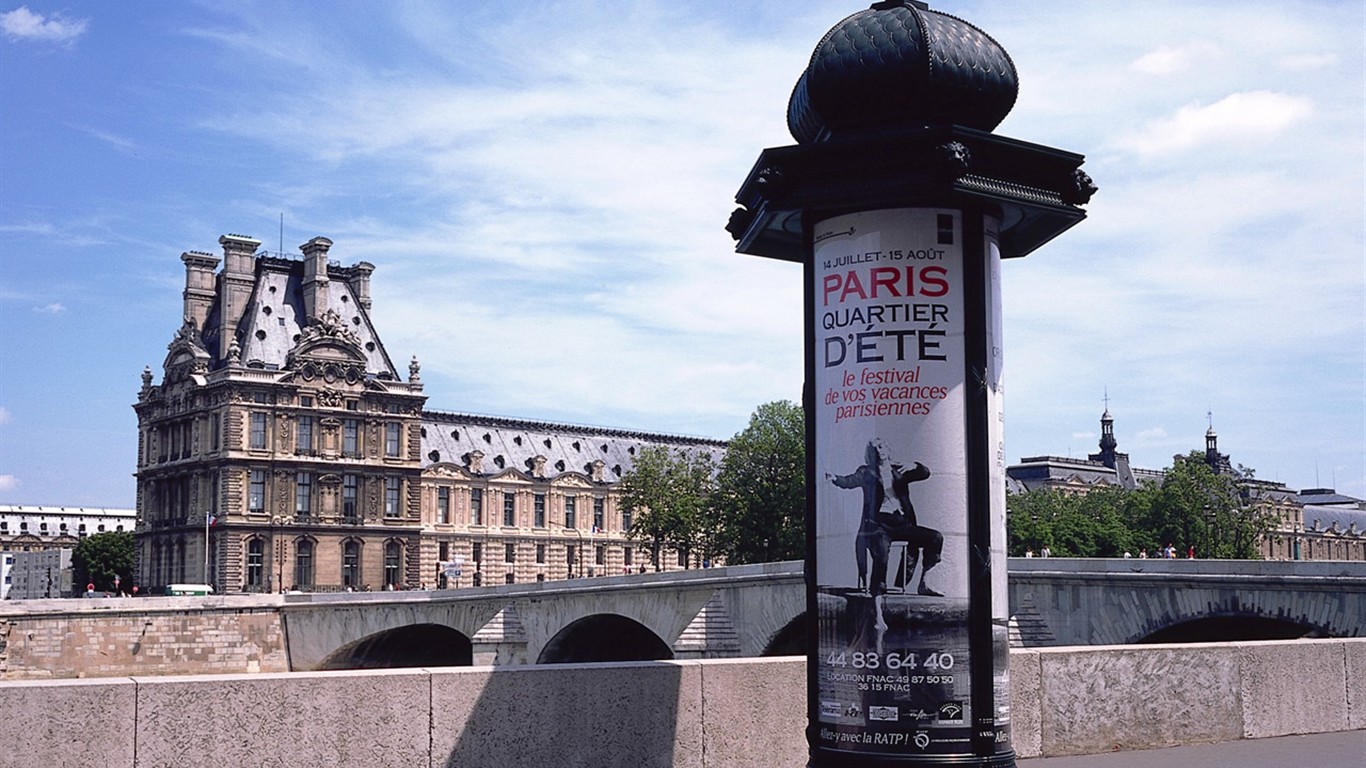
(811, 208, 974, 757)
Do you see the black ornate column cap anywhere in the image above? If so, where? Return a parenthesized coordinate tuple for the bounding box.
(729, 125, 1093, 262)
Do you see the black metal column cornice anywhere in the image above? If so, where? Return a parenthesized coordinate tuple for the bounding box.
(728, 125, 1095, 262)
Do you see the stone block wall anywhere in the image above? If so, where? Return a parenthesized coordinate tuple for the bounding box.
(1018, 637, 1366, 756)
(0, 639, 1361, 766)
(0, 605, 288, 680)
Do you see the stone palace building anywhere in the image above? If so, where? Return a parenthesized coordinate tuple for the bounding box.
(1006, 410, 1364, 562)
(134, 234, 723, 594)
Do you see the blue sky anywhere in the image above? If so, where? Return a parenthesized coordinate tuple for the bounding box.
(1, 1, 1362, 508)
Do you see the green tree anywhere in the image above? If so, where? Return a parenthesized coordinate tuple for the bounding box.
(711, 400, 806, 564)
(72, 530, 135, 594)
(1007, 486, 1138, 557)
(1128, 452, 1277, 559)
(1006, 488, 1064, 555)
(618, 445, 715, 571)
(1072, 486, 1139, 558)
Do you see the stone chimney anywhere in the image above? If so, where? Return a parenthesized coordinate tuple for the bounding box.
(217, 234, 260, 358)
(346, 261, 375, 311)
(180, 251, 220, 331)
(300, 237, 333, 320)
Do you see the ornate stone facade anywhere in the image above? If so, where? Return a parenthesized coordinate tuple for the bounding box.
(134, 235, 724, 593)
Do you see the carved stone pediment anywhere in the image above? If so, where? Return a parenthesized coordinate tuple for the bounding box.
(299, 308, 363, 350)
(424, 463, 469, 480)
(163, 318, 211, 383)
(286, 308, 368, 382)
(550, 474, 593, 490)
(489, 469, 531, 485)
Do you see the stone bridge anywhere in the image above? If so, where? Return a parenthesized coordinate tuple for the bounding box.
(284, 558, 1366, 670)
(282, 562, 806, 670)
(1007, 557, 1366, 646)
(4, 559, 1364, 679)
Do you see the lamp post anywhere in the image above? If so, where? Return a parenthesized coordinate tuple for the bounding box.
(728, 4, 1093, 765)
(567, 527, 584, 579)
(1204, 504, 1214, 559)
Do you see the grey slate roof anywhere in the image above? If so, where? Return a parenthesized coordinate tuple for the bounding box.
(1303, 505, 1366, 535)
(231, 257, 398, 378)
(1006, 455, 1121, 491)
(1298, 488, 1365, 508)
(420, 410, 726, 482)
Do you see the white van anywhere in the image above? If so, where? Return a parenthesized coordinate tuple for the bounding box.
(165, 584, 214, 596)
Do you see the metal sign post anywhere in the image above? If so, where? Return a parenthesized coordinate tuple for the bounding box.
(728, 3, 1094, 765)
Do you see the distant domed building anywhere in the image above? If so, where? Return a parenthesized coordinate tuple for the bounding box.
(134, 235, 723, 594)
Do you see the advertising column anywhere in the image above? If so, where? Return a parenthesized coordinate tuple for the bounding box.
(811, 207, 1009, 762)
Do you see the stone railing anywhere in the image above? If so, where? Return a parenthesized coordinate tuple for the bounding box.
(2, 638, 1362, 766)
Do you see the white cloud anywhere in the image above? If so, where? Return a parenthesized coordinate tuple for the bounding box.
(1130, 42, 1221, 75)
(0, 406, 10, 425)
(0, 475, 18, 492)
(77, 126, 139, 154)
(32, 302, 65, 315)
(1277, 53, 1336, 72)
(0, 6, 88, 44)
(1120, 91, 1313, 156)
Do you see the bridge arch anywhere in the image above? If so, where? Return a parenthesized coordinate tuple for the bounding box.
(317, 623, 472, 670)
(537, 613, 672, 664)
(762, 612, 806, 656)
(1107, 592, 1350, 646)
(1137, 615, 1324, 644)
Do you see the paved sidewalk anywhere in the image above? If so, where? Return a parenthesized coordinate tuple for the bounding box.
(1017, 730, 1365, 767)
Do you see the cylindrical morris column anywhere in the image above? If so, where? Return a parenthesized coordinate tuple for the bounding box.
(807, 205, 1008, 766)
(728, 3, 1096, 766)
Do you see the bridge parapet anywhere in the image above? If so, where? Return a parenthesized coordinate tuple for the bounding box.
(4, 559, 1363, 680)
(3, 640, 1363, 765)
(1008, 558, 1366, 646)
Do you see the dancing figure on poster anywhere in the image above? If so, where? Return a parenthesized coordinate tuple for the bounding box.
(827, 438, 944, 629)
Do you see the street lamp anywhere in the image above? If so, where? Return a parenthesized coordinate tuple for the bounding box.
(1204, 504, 1216, 559)
(567, 527, 584, 578)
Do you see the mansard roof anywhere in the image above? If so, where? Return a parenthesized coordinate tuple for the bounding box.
(1303, 505, 1366, 536)
(210, 256, 398, 379)
(420, 410, 726, 484)
(1298, 488, 1365, 508)
(1007, 455, 1120, 491)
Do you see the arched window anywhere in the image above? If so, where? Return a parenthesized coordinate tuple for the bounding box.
(384, 540, 402, 588)
(246, 538, 265, 589)
(342, 540, 361, 588)
(295, 539, 315, 590)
